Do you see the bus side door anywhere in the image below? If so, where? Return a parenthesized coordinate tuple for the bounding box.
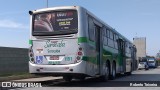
(117, 39, 126, 72)
(95, 24, 103, 74)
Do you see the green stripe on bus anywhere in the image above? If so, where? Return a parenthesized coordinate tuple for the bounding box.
(103, 49, 122, 66)
(29, 40, 33, 45)
(78, 37, 88, 43)
(78, 37, 95, 45)
(82, 56, 97, 64)
(79, 37, 124, 66)
(82, 50, 124, 66)
(103, 49, 112, 55)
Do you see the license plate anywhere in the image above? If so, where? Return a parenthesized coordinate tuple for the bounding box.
(50, 56, 59, 60)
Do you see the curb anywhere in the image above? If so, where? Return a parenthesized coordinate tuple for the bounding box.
(0, 74, 40, 82)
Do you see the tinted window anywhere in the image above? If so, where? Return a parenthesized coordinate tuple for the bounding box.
(103, 28, 106, 36)
(107, 30, 110, 38)
(110, 31, 113, 39)
(33, 10, 78, 35)
(88, 17, 95, 41)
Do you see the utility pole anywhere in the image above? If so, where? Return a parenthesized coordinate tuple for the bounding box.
(47, 0, 48, 8)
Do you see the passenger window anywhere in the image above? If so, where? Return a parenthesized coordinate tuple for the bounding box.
(116, 35, 119, 41)
(114, 34, 118, 49)
(114, 34, 116, 41)
(110, 31, 113, 39)
(107, 30, 110, 38)
(103, 28, 106, 36)
(88, 17, 95, 41)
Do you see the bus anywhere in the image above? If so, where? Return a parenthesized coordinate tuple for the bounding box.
(28, 6, 137, 81)
(147, 57, 158, 68)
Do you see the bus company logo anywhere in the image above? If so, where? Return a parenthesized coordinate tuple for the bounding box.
(36, 56, 43, 64)
(51, 41, 58, 43)
(57, 12, 67, 17)
(2, 82, 11, 87)
(57, 12, 73, 17)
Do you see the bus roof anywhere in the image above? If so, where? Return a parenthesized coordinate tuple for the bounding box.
(30, 6, 79, 14)
(84, 8, 132, 44)
(30, 6, 133, 45)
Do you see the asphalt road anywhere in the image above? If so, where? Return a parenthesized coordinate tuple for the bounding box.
(3, 66, 160, 90)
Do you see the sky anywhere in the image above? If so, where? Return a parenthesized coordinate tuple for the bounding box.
(0, 0, 159, 56)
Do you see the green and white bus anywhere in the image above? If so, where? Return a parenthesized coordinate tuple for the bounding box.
(29, 6, 137, 81)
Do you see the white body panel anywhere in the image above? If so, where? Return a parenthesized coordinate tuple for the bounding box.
(29, 6, 135, 78)
(29, 61, 86, 74)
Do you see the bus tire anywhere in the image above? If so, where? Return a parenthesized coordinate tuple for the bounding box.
(100, 62, 109, 82)
(110, 62, 116, 80)
(63, 76, 72, 82)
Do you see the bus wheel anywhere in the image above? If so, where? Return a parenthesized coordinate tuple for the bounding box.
(101, 62, 109, 81)
(110, 62, 116, 80)
(63, 76, 72, 82)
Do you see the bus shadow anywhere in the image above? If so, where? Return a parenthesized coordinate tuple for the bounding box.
(43, 74, 132, 87)
(43, 74, 160, 87)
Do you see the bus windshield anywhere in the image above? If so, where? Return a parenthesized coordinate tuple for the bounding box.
(33, 10, 78, 36)
(148, 61, 155, 63)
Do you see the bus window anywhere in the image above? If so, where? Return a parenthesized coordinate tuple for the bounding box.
(114, 34, 118, 49)
(116, 35, 119, 41)
(114, 34, 116, 41)
(33, 10, 78, 35)
(107, 30, 110, 38)
(88, 17, 95, 41)
(103, 28, 106, 36)
(108, 38, 114, 48)
(103, 28, 108, 46)
(110, 31, 113, 40)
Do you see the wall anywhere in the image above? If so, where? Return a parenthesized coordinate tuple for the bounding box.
(0, 47, 29, 75)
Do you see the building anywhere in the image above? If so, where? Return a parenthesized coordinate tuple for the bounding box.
(133, 37, 146, 60)
(156, 51, 160, 58)
(156, 51, 160, 66)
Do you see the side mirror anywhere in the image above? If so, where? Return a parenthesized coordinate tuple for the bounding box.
(29, 11, 33, 15)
